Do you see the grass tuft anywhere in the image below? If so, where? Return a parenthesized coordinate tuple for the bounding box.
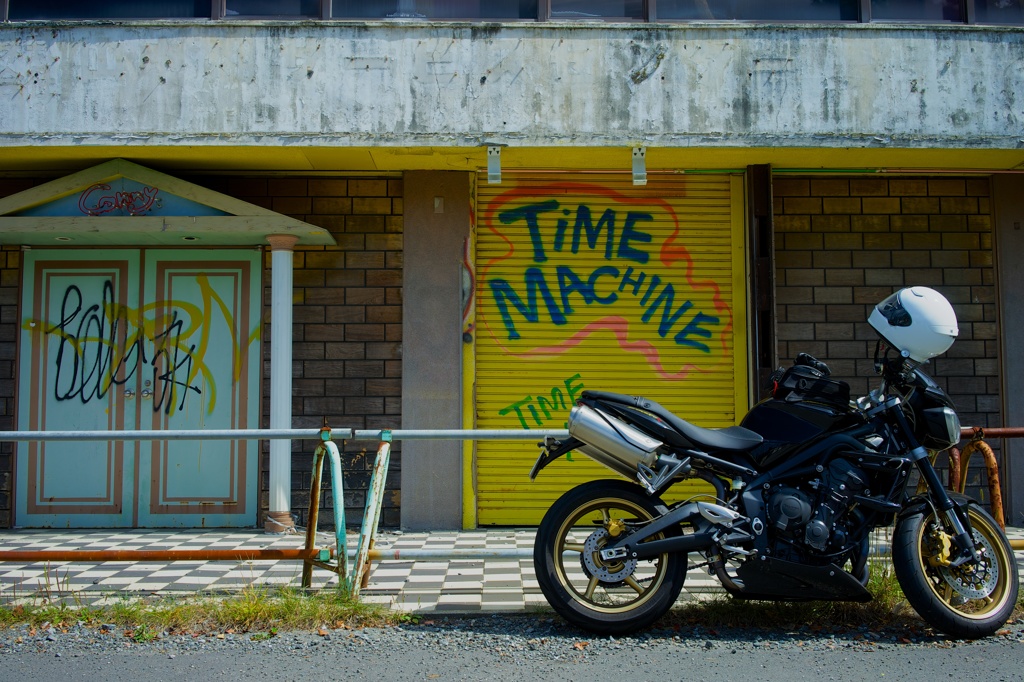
(0, 584, 397, 636)
(0, 561, 1020, 637)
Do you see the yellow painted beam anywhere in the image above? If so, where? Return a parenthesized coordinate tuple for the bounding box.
(1, 145, 1023, 176)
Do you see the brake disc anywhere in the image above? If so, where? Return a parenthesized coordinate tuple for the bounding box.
(581, 528, 637, 584)
(937, 529, 1000, 600)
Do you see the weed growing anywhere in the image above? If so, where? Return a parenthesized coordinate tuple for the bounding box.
(0, 585, 396, 636)
(0, 561, 1019, 637)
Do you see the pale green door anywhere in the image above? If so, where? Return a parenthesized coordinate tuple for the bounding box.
(17, 253, 141, 527)
(17, 249, 261, 528)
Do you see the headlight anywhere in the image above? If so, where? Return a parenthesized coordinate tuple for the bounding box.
(919, 406, 961, 450)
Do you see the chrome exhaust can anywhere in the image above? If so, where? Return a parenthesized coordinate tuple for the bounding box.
(568, 404, 663, 479)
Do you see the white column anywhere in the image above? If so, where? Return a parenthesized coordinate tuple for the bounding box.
(265, 234, 299, 533)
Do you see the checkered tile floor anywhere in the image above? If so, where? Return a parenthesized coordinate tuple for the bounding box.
(1, 527, 1022, 613)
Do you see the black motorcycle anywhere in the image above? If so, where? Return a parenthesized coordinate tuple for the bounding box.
(530, 347, 1019, 638)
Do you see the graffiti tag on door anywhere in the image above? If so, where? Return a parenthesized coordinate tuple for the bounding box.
(24, 275, 258, 416)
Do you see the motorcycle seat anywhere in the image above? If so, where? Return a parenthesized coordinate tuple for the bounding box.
(580, 390, 764, 453)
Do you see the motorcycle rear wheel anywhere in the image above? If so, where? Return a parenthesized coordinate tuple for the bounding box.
(892, 502, 1019, 638)
(534, 479, 687, 635)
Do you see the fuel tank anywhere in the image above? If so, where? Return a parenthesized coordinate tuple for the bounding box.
(740, 398, 857, 468)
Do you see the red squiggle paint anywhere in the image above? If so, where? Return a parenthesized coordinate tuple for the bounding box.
(522, 316, 711, 381)
(78, 183, 159, 216)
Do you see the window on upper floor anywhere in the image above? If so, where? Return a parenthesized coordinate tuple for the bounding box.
(870, 0, 963, 22)
(2, 0, 1021, 23)
(655, 0, 860, 21)
(549, 0, 643, 19)
(226, 0, 320, 17)
(974, 0, 1024, 23)
(8, 0, 207, 19)
(330, 0, 539, 19)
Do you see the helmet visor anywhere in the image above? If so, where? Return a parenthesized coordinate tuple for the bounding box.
(876, 291, 912, 328)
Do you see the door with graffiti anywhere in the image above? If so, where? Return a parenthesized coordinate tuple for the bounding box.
(16, 249, 262, 528)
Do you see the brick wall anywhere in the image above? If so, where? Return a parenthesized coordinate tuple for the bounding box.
(193, 175, 405, 529)
(0, 179, 33, 529)
(773, 176, 998, 501)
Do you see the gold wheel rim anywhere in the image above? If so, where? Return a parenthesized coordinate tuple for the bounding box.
(552, 496, 669, 615)
(917, 508, 1014, 620)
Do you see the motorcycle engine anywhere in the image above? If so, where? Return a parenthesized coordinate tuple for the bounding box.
(766, 459, 868, 554)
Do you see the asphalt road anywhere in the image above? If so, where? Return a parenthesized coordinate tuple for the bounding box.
(1, 614, 1022, 682)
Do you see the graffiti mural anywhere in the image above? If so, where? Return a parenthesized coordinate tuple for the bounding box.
(498, 373, 585, 430)
(479, 182, 734, 383)
(23, 273, 258, 417)
(473, 177, 745, 524)
(17, 251, 262, 528)
(78, 182, 160, 216)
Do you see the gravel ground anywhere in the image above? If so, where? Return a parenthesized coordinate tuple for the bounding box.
(1, 613, 1023, 681)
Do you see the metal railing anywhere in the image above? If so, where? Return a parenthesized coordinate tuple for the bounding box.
(948, 427, 1024, 533)
(0, 426, 567, 596)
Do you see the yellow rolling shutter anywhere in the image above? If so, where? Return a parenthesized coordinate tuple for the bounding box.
(471, 173, 747, 526)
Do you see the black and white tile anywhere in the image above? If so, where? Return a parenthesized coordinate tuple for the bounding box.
(1, 527, 1021, 613)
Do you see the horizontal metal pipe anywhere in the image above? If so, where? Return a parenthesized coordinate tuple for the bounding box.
(366, 548, 533, 561)
(352, 429, 569, 441)
(0, 429, 569, 442)
(9, 426, 1024, 444)
(961, 427, 1024, 439)
(0, 429, 340, 442)
(9, 427, 1024, 444)
(0, 548, 330, 562)
(0, 547, 533, 564)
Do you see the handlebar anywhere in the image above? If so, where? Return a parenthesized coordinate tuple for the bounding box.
(794, 352, 831, 377)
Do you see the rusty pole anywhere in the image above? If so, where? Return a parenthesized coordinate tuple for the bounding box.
(950, 427, 1024, 530)
(0, 548, 331, 562)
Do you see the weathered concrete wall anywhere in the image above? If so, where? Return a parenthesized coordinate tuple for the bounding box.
(994, 176, 1024, 526)
(1, 22, 1022, 149)
(400, 171, 472, 530)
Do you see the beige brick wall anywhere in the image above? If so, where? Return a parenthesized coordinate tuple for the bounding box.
(193, 175, 405, 529)
(0, 179, 31, 528)
(774, 176, 998, 501)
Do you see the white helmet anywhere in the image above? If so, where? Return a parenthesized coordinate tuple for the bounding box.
(867, 286, 958, 363)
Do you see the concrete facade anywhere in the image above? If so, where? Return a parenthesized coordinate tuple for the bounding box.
(0, 17, 1022, 529)
(0, 23, 1022, 156)
(401, 171, 472, 529)
(994, 176, 1024, 527)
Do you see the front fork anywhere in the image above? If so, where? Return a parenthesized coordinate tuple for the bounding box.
(886, 398, 979, 565)
(908, 445, 978, 566)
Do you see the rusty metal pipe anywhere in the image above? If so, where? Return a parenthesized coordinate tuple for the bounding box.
(948, 447, 962, 492)
(951, 428, 1014, 530)
(0, 548, 331, 562)
(954, 438, 1006, 529)
(961, 427, 1024, 439)
(302, 446, 326, 588)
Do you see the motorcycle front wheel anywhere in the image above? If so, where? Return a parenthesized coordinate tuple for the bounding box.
(534, 479, 688, 635)
(893, 502, 1019, 638)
